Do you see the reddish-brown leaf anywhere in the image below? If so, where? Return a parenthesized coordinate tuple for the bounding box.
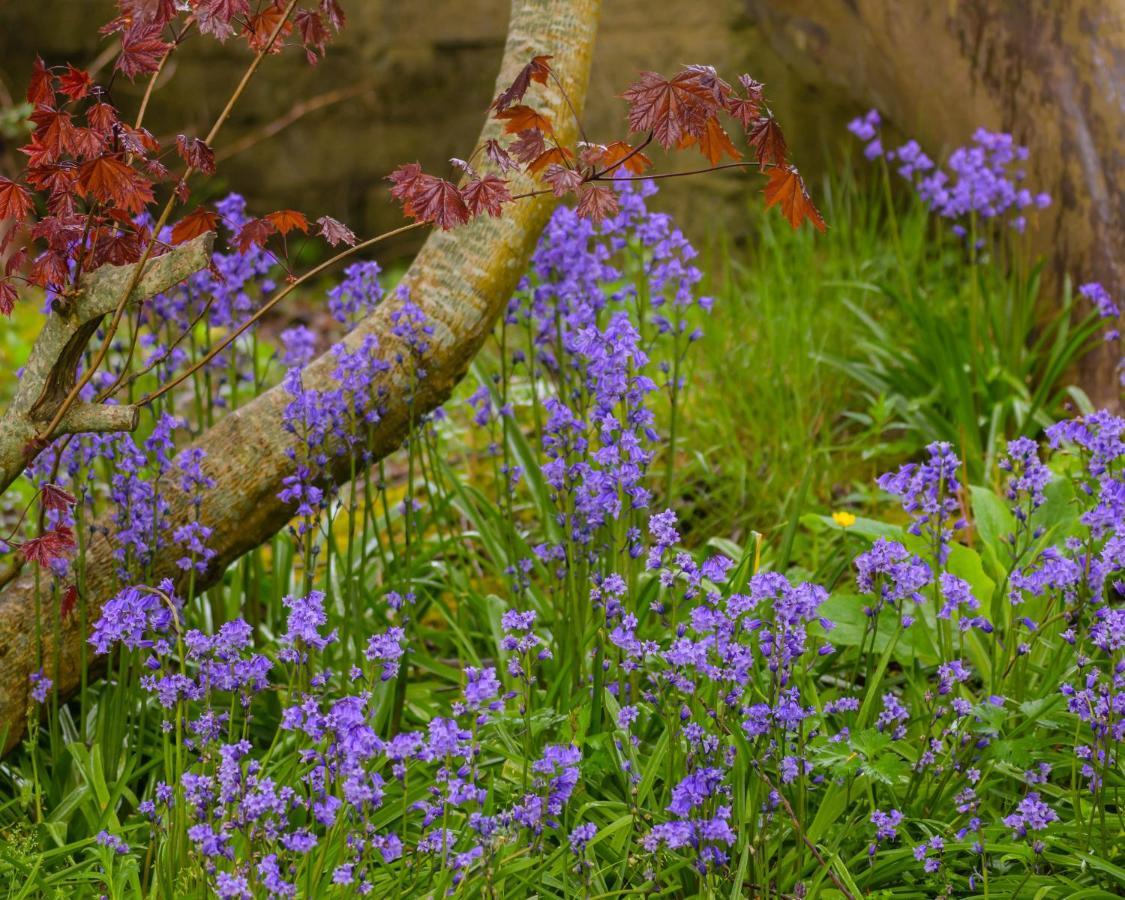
(57, 65, 93, 101)
(246, 3, 294, 53)
(527, 146, 574, 175)
(508, 130, 546, 165)
(387, 163, 425, 205)
(175, 134, 216, 175)
(236, 217, 276, 253)
(0, 279, 16, 316)
(583, 140, 653, 175)
(60, 584, 78, 620)
(496, 105, 553, 136)
(94, 229, 143, 266)
(762, 165, 826, 233)
(620, 68, 718, 149)
(295, 8, 329, 58)
(491, 54, 553, 112)
(483, 139, 515, 173)
(116, 22, 171, 79)
(316, 215, 356, 247)
(76, 155, 155, 214)
(576, 185, 620, 223)
(462, 174, 511, 218)
(5, 248, 26, 278)
(40, 483, 77, 512)
(543, 163, 584, 197)
(30, 106, 77, 161)
(265, 209, 309, 235)
(0, 177, 33, 223)
(726, 74, 764, 128)
(72, 127, 107, 160)
(748, 115, 788, 169)
(119, 124, 160, 156)
(321, 0, 346, 30)
(682, 116, 741, 167)
(171, 206, 220, 244)
(118, 0, 178, 25)
(196, 0, 250, 41)
(27, 57, 54, 106)
(407, 176, 469, 230)
(87, 102, 119, 134)
(20, 526, 76, 566)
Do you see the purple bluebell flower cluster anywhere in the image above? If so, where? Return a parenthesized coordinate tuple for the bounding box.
(848, 112, 1051, 235)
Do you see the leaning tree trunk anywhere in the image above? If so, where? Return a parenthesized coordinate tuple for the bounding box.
(749, 0, 1123, 404)
(0, 0, 600, 754)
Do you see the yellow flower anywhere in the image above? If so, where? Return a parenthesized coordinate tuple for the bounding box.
(832, 511, 856, 528)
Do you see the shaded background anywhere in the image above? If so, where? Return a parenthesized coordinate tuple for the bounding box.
(0, 0, 1120, 392)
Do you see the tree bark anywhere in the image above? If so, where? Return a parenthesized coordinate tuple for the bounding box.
(0, 0, 600, 754)
(748, 0, 1123, 403)
(0, 234, 214, 495)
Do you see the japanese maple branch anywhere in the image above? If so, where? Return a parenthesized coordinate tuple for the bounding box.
(37, 0, 300, 445)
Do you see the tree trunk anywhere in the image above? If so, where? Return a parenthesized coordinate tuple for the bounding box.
(748, 0, 1123, 403)
(0, 0, 600, 754)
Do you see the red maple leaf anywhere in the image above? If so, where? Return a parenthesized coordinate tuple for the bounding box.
(116, 22, 171, 79)
(236, 217, 276, 253)
(621, 68, 718, 150)
(527, 146, 574, 175)
(175, 135, 216, 175)
(576, 185, 620, 223)
(29, 250, 69, 289)
(483, 139, 515, 173)
(87, 102, 119, 134)
(543, 163, 584, 197)
(491, 54, 553, 112)
(320, 0, 346, 31)
(27, 57, 54, 106)
(246, 3, 294, 53)
(0, 279, 17, 316)
(171, 206, 220, 244)
(748, 116, 788, 169)
(196, 0, 251, 41)
(0, 177, 33, 223)
(462, 175, 511, 218)
(76, 155, 155, 214)
(118, 0, 179, 25)
(681, 116, 741, 167)
(582, 140, 652, 176)
(315, 215, 356, 247)
(508, 130, 546, 165)
(265, 209, 309, 235)
(294, 8, 329, 60)
(29, 107, 78, 162)
(726, 75, 764, 128)
(40, 483, 77, 512)
(20, 527, 76, 566)
(60, 584, 78, 620)
(387, 163, 425, 206)
(407, 176, 469, 230)
(763, 166, 826, 232)
(57, 65, 93, 102)
(496, 105, 553, 136)
(72, 127, 107, 160)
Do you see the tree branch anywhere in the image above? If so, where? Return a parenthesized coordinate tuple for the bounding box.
(0, 233, 213, 496)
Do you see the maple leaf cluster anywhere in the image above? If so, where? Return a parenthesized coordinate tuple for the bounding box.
(0, 58, 166, 315)
(387, 60, 825, 234)
(106, 1, 346, 70)
(0, 2, 350, 317)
